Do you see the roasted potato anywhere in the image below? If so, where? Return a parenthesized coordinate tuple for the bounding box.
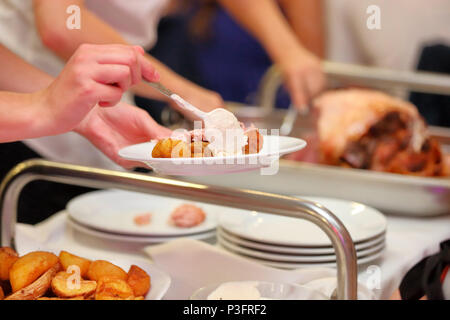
(244, 128, 263, 154)
(189, 141, 213, 158)
(38, 296, 85, 300)
(5, 263, 60, 300)
(0, 280, 11, 296)
(51, 271, 97, 298)
(9, 251, 59, 292)
(95, 277, 135, 300)
(87, 260, 127, 282)
(152, 138, 189, 158)
(59, 251, 91, 278)
(0, 247, 19, 281)
(127, 265, 151, 297)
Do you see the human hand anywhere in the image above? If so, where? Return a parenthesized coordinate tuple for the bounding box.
(39, 44, 160, 135)
(278, 48, 326, 112)
(75, 102, 172, 168)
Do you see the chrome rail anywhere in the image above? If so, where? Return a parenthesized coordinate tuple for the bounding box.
(0, 159, 357, 300)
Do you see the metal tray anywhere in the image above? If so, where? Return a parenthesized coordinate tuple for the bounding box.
(178, 159, 450, 217)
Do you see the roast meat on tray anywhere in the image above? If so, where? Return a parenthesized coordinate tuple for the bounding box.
(291, 89, 448, 177)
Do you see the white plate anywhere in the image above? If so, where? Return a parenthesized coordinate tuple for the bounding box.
(219, 196, 387, 247)
(219, 243, 385, 269)
(68, 218, 217, 243)
(118, 136, 307, 176)
(218, 235, 385, 263)
(67, 189, 218, 237)
(218, 228, 385, 256)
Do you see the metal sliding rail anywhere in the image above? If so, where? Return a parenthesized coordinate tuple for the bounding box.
(0, 159, 357, 299)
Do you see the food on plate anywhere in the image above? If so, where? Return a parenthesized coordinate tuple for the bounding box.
(59, 250, 91, 278)
(127, 265, 151, 297)
(0, 248, 152, 300)
(38, 296, 85, 300)
(244, 126, 264, 155)
(9, 251, 59, 292)
(152, 123, 263, 158)
(0, 247, 19, 281)
(95, 277, 135, 300)
(170, 203, 206, 228)
(5, 263, 60, 300)
(311, 89, 448, 176)
(87, 260, 127, 282)
(133, 212, 152, 226)
(152, 138, 189, 158)
(51, 271, 97, 298)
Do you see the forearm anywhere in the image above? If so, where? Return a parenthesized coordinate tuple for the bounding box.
(218, 0, 306, 64)
(0, 90, 55, 142)
(279, 0, 325, 57)
(0, 45, 53, 92)
(33, 0, 186, 102)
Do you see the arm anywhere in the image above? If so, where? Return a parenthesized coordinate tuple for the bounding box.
(279, 0, 325, 58)
(33, 0, 223, 113)
(0, 44, 161, 143)
(0, 45, 53, 92)
(218, 0, 326, 109)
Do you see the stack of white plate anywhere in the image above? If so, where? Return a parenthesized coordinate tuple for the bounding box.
(66, 190, 218, 244)
(217, 197, 387, 269)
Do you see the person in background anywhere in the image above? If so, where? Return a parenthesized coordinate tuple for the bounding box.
(325, 0, 450, 127)
(144, 0, 325, 111)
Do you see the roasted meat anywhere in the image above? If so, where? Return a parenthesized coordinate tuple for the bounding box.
(312, 89, 447, 176)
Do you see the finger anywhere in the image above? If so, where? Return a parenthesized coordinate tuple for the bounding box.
(94, 84, 123, 107)
(92, 64, 132, 91)
(95, 47, 141, 86)
(136, 110, 172, 139)
(285, 75, 308, 111)
(306, 71, 326, 99)
(138, 54, 160, 82)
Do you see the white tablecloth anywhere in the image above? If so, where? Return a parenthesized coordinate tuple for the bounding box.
(14, 211, 450, 300)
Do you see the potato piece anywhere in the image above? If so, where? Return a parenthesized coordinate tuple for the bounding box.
(5, 263, 60, 300)
(9, 251, 59, 292)
(59, 251, 91, 278)
(152, 139, 189, 158)
(38, 296, 85, 300)
(127, 265, 151, 297)
(189, 142, 213, 158)
(0, 286, 4, 300)
(244, 128, 263, 154)
(95, 277, 134, 300)
(0, 247, 19, 281)
(0, 280, 11, 296)
(51, 271, 97, 298)
(87, 260, 127, 282)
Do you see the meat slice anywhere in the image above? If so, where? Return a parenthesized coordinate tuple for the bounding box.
(170, 204, 206, 228)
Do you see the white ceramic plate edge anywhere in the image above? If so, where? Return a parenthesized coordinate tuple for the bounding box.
(218, 228, 385, 255)
(68, 218, 217, 243)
